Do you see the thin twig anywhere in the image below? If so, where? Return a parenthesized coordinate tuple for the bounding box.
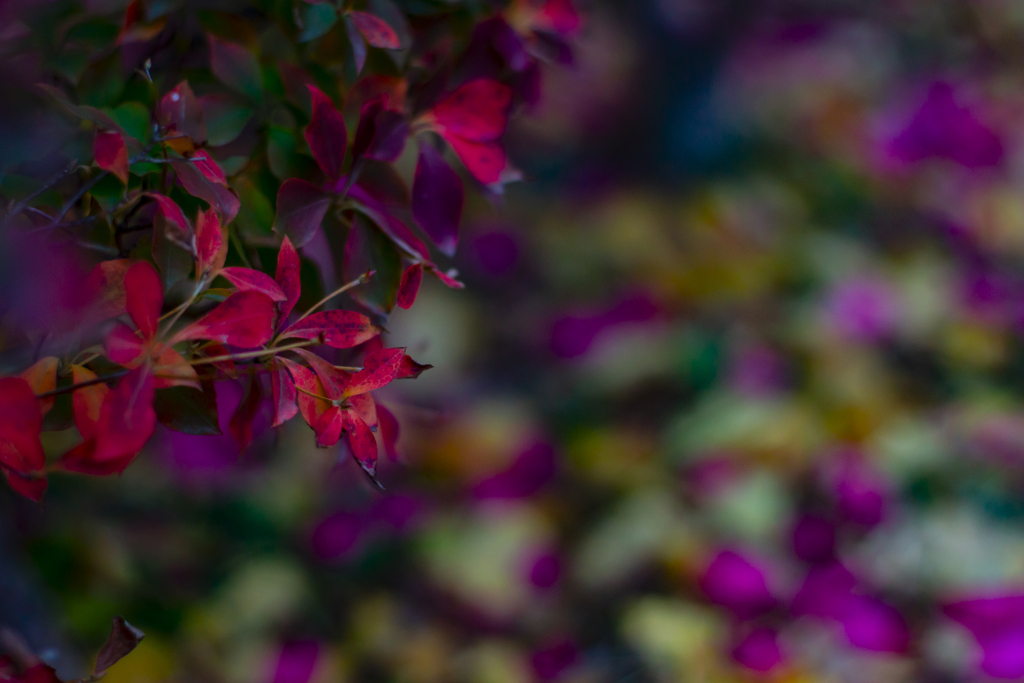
(186, 339, 320, 366)
(294, 384, 334, 403)
(287, 272, 374, 328)
(35, 369, 130, 399)
(1, 160, 78, 225)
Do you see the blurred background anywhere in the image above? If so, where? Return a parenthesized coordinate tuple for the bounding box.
(12, 0, 1024, 682)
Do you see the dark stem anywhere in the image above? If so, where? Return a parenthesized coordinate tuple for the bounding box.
(35, 369, 130, 399)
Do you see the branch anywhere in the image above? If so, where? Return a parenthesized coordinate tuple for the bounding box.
(287, 272, 374, 329)
(35, 369, 129, 399)
(1, 160, 78, 226)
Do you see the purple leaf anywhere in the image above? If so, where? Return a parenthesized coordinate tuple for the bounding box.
(273, 178, 332, 248)
(411, 142, 463, 257)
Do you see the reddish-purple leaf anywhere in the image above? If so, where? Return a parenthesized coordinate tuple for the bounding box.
(273, 178, 332, 248)
(220, 267, 288, 302)
(158, 81, 206, 146)
(447, 136, 507, 185)
(0, 378, 45, 479)
(85, 259, 132, 321)
(412, 142, 463, 257)
(396, 263, 423, 309)
(352, 98, 408, 162)
(4, 469, 46, 502)
(294, 349, 351, 400)
(95, 130, 129, 184)
(276, 237, 302, 324)
(345, 347, 404, 397)
(94, 617, 145, 676)
(348, 185, 430, 259)
(229, 374, 263, 452)
(59, 439, 135, 476)
(279, 357, 329, 428)
(173, 291, 276, 348)
(280, 310, 380, 349)
(344, 15, 368, 75)
(125, 261, 163, 339)
(147, 193, 194, 253)
(343, 410, 378, 476)
(208, 35, 264, 101)
(315, 406, 345, 447)
(377, 403, 400, 460)
(94, 367, 156, 463)
(305, 85, 347, 181)
(427, 264, 465, 289)
(171, 156, 241, 224)
(105, 323, 146, 366)
(196, 207, 227, 276)
(430, 79, 511, 142)
(397, 354, 432, 379)
(270, 360, 299, 427)
(348, 11, 400, 49)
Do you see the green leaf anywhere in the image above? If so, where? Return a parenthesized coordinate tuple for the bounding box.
(344, 214, 401, 315)
(106, 102, 152, 145)
(203, 94, 253, 146)
(154, 385, 222, 435)
(298, 3, 338, 43)
(232, 176, 275, 238)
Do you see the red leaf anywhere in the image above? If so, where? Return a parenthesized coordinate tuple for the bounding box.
(447, 136, 507, 185)
(72, 365, 108, 441)
(293, 348, 351, 400)
(348, 11, 400, 49)
(280, 310, 381, 349)
(60, 439, 135, 476)
(397, 354, 432, 379)
(315, 406, 344, 447)
(276, 236, 302, 323)
(4, 470, 46, 502)
(0, 377, 45, 477)
(279, 357, 330, 428)
(344, 347, 404, 397)
(412, 142, 463, 257)
(93, 367, 156, 464)
(105, 323, 146, 366)
(173, 291, 276, 348)
(348, 392, 377, 430)
(273, 178, 332, 248)
(228, 374, 263, 452)
(430, 79, 512, 142)
(95, 130, 129, 184)
(220, 267, 288, 302)
(171, 156, 241, 224)
(195, 207, 227, 277)
(270, 359, 298, 427)
(158, 81, 206, 147)
(147, 193, 194, 253)
(198, 342, 236, 377)
(537, 0, 582, 35)
(343, 410, 378, 475)
(125, 261, 163, 339)
(396, 263, 423, 309)
(85, 259, 132, 321)
(377, 403, 400, 460)
(20, 356, 58, 416)
(305, 85, 347, 182)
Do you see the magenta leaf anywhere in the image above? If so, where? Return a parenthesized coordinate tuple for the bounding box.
(396, 354, 432, 379)
(315, 406, 345, 447)
(294, 349, 351, 400)
(279, 357, 329, 428)
(229, 373, 263, 452)
(104, 323, 146, 366)
(348, 11, 400, 49)
(173, 291, 276, 348)
(280, 310, 380, 349)
(124, 261, 163, 339)
(147, 193, 194, 253)
(430, 79, 512, 142)
(0, 377, 45, 481)
(208, 35, 264, 102)
(305, 85, 347, 181)
(448, 136, 508, 185)
(220, 267, 289, 302)
(276, 236, 302, 323)
(396, 263, 423, 309)
(412, 142, 463, 257)
(273, 178, 332, 248)
(95, 130, 129, 184)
